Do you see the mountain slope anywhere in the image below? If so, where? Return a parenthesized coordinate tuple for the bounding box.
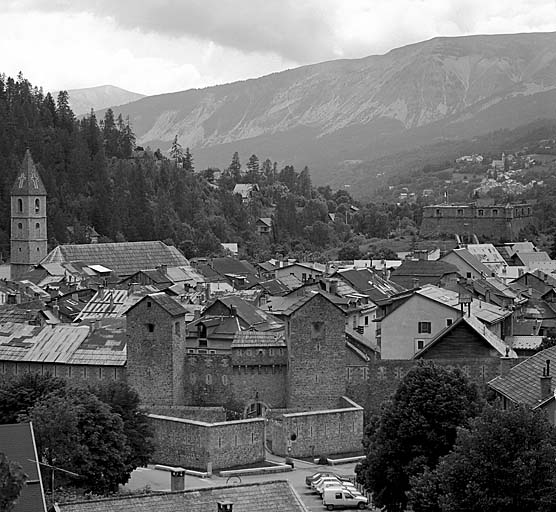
(100, 32, 556, 189)
(53, 85, 145, 115)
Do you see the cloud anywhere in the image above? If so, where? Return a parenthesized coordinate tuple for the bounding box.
(9, 0, 338, 63)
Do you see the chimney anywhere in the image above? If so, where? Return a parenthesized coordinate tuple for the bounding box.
(217, 502, 233, 512)
(499, 348, 514, 377)
(541, 360, 552, 400)
(98, 285, 104, 299)
(158, 264, 168, 275)
(170, 468, 186, 492)
(53, 303, 60, 319)
(193, 308, 201, 320)
(330, 279, 338, 295)
(412, 278, 420, 289)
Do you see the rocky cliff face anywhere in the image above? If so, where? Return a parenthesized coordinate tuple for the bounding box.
(101, 32, 556, 183)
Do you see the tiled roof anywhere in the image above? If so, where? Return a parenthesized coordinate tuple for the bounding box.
(0, 304, 42, 324)
(11, 150, 47, 196)
(0, 320, 126, 366)
(54, 480, 308, 512)
(232, 330, 286, 347)
(40, 241, 189, 277)
(416, 285, 511, 324)
(259, 279, 291, 296)
(263, 291, 346, 317)
(257, 217, 272, 227)
(0, 423, 47, 512)
(513, 251, 552, 266)
(505, 335, 543, 350)
(488, 346, 556, 407)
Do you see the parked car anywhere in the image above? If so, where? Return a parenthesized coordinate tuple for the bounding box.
(313, 477, 341, 493)
(318, 482, 363, 497)
(306, 471, 334, 488)
(322, 488, 368, 509)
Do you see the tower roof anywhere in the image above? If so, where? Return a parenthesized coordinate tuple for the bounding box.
(11, 149, 47, 196)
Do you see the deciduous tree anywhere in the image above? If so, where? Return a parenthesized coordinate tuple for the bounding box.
(0, 453, 27, 512)
(410, 406, 556, 512)
(357, 363, 481, 512)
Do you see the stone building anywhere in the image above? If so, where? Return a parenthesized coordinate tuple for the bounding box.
(10, 150, 48, 280)
(420, 201, 536, 241)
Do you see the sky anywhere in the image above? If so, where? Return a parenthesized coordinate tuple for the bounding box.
(3, 0, 556, 96)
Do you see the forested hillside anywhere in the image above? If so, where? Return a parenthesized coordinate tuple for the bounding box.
(0, 73, 422, 262)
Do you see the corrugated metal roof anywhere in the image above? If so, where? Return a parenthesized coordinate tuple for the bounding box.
(76, 287, 159, 321)
(0, 320, 126, 366)
(232, 331, 286, 347)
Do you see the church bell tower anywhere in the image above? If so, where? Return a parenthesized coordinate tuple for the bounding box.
(10, 150, 47, 280)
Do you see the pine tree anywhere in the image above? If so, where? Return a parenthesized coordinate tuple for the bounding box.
(183, 147, 194, 172)
(228, 151, 241, 181)
(169, 135, 184, 164)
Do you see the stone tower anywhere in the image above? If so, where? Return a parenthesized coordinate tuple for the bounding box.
(285, 293, 347, 410)
(10, 150, 48, 280)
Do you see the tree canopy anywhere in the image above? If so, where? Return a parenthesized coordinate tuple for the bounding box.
(0, 453, 27, 512)
(410, 405, 556, 512)
(357, 363, 481, 512)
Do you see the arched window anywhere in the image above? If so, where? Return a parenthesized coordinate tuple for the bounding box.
(18, 223, 22, 230)
(17, 199, 23, 213)
(35, 222, 40, 232)
(34, 198, 40, 213)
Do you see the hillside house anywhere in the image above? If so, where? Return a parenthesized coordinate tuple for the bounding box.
(233, 183, 259, 203)
(256, 217, 272, 236)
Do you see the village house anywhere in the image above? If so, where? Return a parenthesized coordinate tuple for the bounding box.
(488, 347, 556, 424)
(376, 284, 513, 359)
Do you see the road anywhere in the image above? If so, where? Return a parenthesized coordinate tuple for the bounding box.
(124, 459, 375, 511)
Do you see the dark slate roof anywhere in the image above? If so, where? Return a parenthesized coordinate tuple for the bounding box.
(210, 296, 283, 331)
(129, 293, 187, 317)
(449, 248, 494, 276)
(40, 242, 189, 277)
(391, 259, 459, 281)
(258, 278, 291, 296)
(264, 291, 347, 317)
(11, 150, 47, 196)
(53, 480, 308, 512)
(336, 268, 405, 302)
(488, 345, 556, 407)
(0, 422, 47, 512)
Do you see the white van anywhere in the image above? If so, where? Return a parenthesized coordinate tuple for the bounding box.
(322, 488, 368, 510)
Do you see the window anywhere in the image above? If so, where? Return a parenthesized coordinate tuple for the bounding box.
(175, 322, 180, 335)
(206, 374, 212, 384)
(17, 199, 23, 213)
(478, 209, 484, 216)
(335, 493, 342, 500)
(147, 323, 155, 332)
(18, 223, 22, 230)
(199, 338, 207, 348)
(147, 301, 152, 308)
(418, 321, 431, 334)
(364, 316, 369, 326)
(466, 272, 472, 278)
(417, 340, 424, 350)
(446, 318, 453, 326)
(436, 209, 441, 217)
(34, 198, 40, 213)
(36, 222, 40, 232)
(492, 209, 498, 217)
(457, 209, 463, 216)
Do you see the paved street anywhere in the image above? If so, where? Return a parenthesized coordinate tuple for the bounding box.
(124, 458, 372, 511)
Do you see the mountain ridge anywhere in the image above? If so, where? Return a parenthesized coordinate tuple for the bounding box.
(53, 85, 145, 115)
(95, 31, 556, 192)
